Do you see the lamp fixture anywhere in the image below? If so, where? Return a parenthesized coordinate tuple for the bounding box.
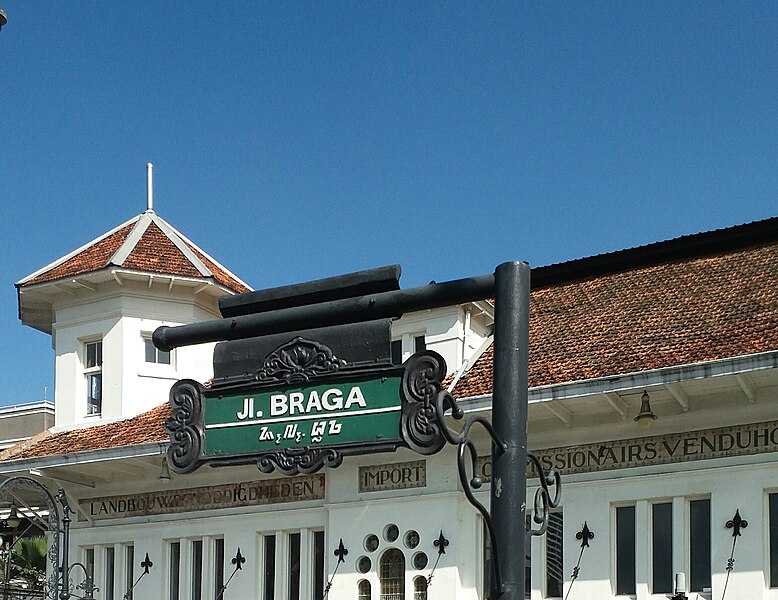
(0, 9, 7, 31)
(158, 456, 172, 480)
(5, 503, 20, 529)
(634, 391, 657, 429)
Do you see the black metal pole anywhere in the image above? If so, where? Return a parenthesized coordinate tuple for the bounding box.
(491, 261, 530, 600)
(154, 274, 495, 350)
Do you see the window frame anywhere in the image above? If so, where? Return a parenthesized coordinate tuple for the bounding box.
(650, 501, 673, 595)
(390, 332, 427, 365)
(614, 504, 636, 597)
(83, 339, 103, 416)
(142, 333, 173, 366)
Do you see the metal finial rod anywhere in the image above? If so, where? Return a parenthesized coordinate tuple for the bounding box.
(146, 163, 154, 212)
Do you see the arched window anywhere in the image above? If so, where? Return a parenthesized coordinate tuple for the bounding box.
(379, 549, 405, 600)
(358, 579, 371, 600)
(413, 576, 428, 600)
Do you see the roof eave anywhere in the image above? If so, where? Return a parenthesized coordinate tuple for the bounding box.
(0, 441, 168, 475)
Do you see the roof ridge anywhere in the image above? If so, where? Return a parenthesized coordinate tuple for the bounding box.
(16, 214, 142, 286)
(161, 218, 253, 292)
(533, 216, 778, 288)
(108, 212, 153, 266)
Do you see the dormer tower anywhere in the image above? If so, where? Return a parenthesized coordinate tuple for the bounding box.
(16, 210, 251, 429)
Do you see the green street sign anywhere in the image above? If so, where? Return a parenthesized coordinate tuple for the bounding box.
(165, 338, 448, 475)
(204, 375, 403, 456)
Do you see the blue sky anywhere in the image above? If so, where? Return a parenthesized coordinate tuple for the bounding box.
(1, 2, 776, 406)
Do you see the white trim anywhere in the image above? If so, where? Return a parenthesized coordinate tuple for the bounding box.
(109, 212, 152, 266)
(459, 350, 778, 411)
(0, 401, 55, 416)
(16, 214, 141, 285)
(155, 215, 253, 291)
(0, 442, 168, 474)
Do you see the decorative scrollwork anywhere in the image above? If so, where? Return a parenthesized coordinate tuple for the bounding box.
(434, 389, 506, 595)
(257, 447, 342, 475)
(527, 452, 562, 539)
(401, 351, 448, 455)
(0, 476, 61, 600)
(255, 337, 346, 385)
(165, 379, 204, 474)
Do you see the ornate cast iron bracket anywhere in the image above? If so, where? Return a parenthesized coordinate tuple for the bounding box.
(526, 452, 562, 540)
(323, 539, 348, 599)
(434, 389, 561, 596)
(564, 522, 594, 600)
(434, 389, 506, 594)
(122, 553, 153, 600)
(255, 337, 346, 385)
(721, 509, 748, 600)
(216, 548, 246, 600)
(426, 530, 449, 586)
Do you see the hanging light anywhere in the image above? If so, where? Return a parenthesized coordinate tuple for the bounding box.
(5, 503, 20, 529)
(158, 456, 172, 481)
(634, 391, 657, 429)
(0, 9, 7, 31)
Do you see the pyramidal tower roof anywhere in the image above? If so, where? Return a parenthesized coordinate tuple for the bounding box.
(17, 210, 251, 292)
(16, 209, 252, 333)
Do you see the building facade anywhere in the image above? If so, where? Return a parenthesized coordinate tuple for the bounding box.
(0, 214, 777, 600)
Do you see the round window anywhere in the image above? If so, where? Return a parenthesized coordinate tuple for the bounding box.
(412, 552, 429, 570)
(357, 556, 372, 574)
(404, 530, 420, 549)
(364, 534, 379, 553)
(383, 523, 400, 543)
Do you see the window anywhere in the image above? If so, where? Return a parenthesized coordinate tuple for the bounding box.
(483, 526, 491, 599)
(689, 499, 711, 592)
(313, 531, 325, 600)
(214, 538, 224, 600)
(379, 549, 405, 600)
(390, 333, 426, 365)
(546, 512, 564, 597)
(263, 535, 276, 600)
(652, 503, 673, 594)
(191, 540, 203, 600)
(106, 547, 115, 600)
(616, 506, 636, 595)
(413, 576, 428, 600)
(85, 548, 95, 586)
(144, 336, 171, 365)
(358, 579, 371, 600)
(84, 340, 103, 415)
(770, 493, 778, 588)
(169, 541, 181, 600)
(125, 545, 135, 600)
(288, 533, 301, 600)
(391, 340, 402, 365)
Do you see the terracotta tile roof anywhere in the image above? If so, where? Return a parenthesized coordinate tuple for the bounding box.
(0, 404, 169, 461)
(453, 239, 778, 398)
(17, 212, 250, 294)
(121, 222, 203, 279)
(7, 219, 777, 461)
(186, 241, 251, 294)
(21, 223, 135, 286)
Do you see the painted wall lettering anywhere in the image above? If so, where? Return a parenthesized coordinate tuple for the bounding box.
(80, 474, 325, 520)
(359, 460, 426, 492)
(478, 420, 778, 480)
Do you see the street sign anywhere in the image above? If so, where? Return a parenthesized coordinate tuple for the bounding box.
(203, 374, 404, 456)
(166, 337, 447, 475)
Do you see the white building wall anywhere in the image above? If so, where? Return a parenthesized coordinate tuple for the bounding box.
(51, 280, 223, 428)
